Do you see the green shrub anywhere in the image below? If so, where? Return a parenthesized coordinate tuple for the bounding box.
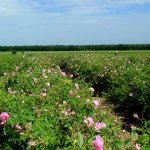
(0, 55, 23, 76)
(53, 53, 150, 118)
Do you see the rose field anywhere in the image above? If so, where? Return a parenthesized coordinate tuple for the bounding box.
(0, 51, 150, 150)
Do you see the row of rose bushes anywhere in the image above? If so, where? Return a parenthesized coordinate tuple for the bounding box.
(0, 55, 139, 149)
(0, 54, 22, 76)
(50, 52, 150, 119)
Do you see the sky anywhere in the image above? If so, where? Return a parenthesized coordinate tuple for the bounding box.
(0, 0, 150, 45)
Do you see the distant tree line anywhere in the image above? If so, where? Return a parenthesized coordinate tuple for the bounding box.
(0, 44, 150, 52)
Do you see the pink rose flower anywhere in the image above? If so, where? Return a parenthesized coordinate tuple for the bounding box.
(69, 74, 73, 78)
(0, 121, 6, 126)
(13, 124, 23, 133)
(95, 122, 106, 131)
(84, 117, 94, 127)
(28, 141, 36, 148)
(0, 112, 9, 122)
(135, 144, 140, 150)
(92, 135, 104, 150)
(40, 92, 47, 97)
(129, 92, 134, 97)
(89, 87, 95, 93)
(93, 100, 99, 109)
(0, 112, 9, 126)
(13, 124, 22, 130)
(61, 71, 66, 77)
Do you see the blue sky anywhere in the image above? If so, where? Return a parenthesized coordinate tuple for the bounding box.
(0, 0, 150, 45)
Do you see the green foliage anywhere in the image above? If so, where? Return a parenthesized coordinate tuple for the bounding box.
(0, 52, 149, 149)
(53, 53, 150, 118)
(11, 50, 17, 55)
(0, 55, 22, 76)
(0, 44, 150, 52)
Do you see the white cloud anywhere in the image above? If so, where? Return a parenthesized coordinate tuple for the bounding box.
(0, 0, 35, 16)
(0, 0, 150, 17)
